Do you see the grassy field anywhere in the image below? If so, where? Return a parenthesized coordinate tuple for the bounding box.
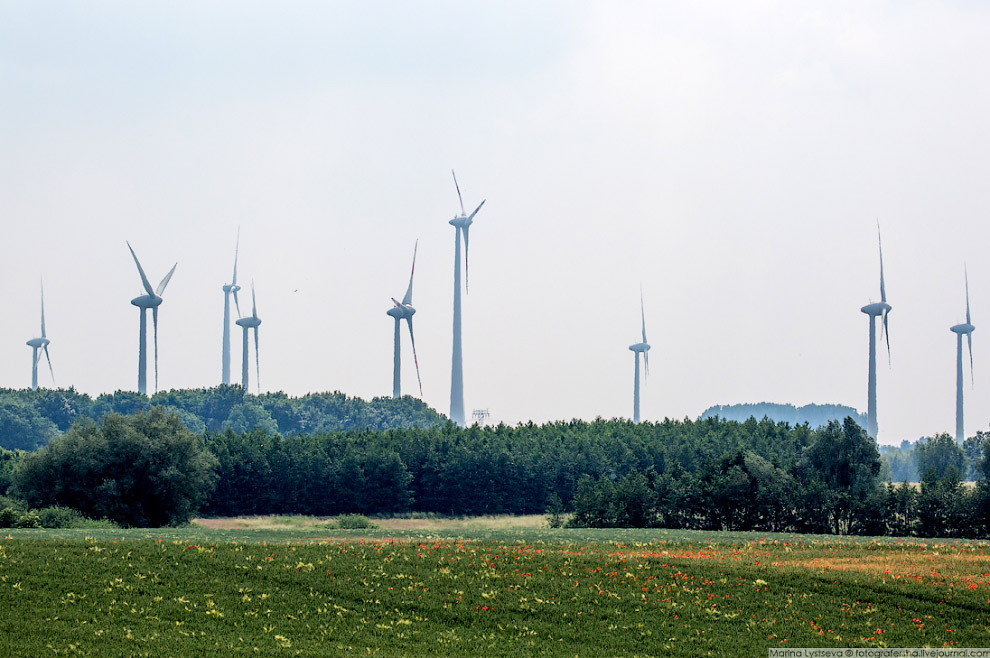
(2, 518, 990, 656)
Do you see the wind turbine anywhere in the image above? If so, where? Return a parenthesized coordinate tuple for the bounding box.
(387, 240, 423, 398)
(629, 292, 651, 424)
(448, 170, 485, 426)
(127, 242, 177, 396)
(221, 231, 242, 385)
(26, 281, 54, 391)
(235, 283, 262, 393)
(860, 226, 891, 439)
(950, 267, 975, 444)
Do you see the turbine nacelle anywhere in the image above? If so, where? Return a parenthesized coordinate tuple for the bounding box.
(236, 316, 262, 329)
(629, 342, 651, 353)
(222, 282, 241, 295)
(26, 337, 49, 349)
(387, 301, 416, 320)
(131, 294, 164, 309)
(860, 301, 891, 317)
(951, 323, 975, 335)
(449, 215, 473, 228)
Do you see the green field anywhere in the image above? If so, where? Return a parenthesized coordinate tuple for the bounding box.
(2, 521, 989, 656)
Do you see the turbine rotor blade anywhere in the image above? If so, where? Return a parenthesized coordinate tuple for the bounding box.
(877, 224, 887, 304)
(452, 170, 465, 215)
(640, 290, 647, 344)
(43, 345, 54, 384)
(153, 306, 159, 393)
(406, 317, 423, 397)
(644, 350, 650, 378)
(463, 225, 471, 293)
(883, 309, 891, 366)
(468, 199, 486, 220)
(968, 331, 974, 387)
(156, 263, 177, 296)
(233, 287, 241, 317)
(251, 283, 258, 319)
(966, 266, 971, 325)
(402, 240, 418, 306)
(127, 242, 156, 297)
(40, 281, 46, 337)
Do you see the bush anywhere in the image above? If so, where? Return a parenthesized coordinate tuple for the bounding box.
(0, 506, 19, 528)
(336, 514, 375, 529)
(545, 493, 566, 528)
(13, 510, 41, 528)
(36, 505, 85, 528)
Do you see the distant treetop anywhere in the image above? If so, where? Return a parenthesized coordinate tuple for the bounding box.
(699, 402, 867, 429)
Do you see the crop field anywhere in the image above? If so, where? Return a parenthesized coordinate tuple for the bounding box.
(2, 523, 990, 657)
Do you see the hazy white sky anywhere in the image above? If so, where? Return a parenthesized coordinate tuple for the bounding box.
(2, 1, 989, 444)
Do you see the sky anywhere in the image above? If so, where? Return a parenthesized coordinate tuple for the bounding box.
(2, 1, 989, 445)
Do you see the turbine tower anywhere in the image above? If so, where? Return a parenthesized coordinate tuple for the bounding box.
(629, 292, 651, 423)
(235, 283, 262, 393)
(387, 240, 423, 398)
(950, 268, 975, 444)
(221, 231, 242, 385)
(26, 281, 54, 390)
(860, 227, 891, 439)
(448, 170, 485, 426)
(127, 242, 177, 396)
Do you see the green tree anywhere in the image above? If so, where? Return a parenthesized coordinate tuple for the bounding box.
(12, 408, 217, 527)
(917, 464, 965, 537)
(0, 400, 59, 451)
(963, 430, 989, 480)
(915, 433, 965, 481)
(222, 402, 278, 435)
(797, 418, 882, 534)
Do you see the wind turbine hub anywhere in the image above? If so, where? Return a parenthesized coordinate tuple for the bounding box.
(131, 294, 163, 308)
(860, 302, 890, 316)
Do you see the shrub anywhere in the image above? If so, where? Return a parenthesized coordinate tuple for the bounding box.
(336, 514, 375, 529)
(13, 510, 41, 528)
(36, 505, 85, 529)
(545, 493, 566, 528)
(0, 506, 19, 528)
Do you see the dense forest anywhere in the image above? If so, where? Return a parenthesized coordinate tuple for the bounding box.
(0, 386, 445, 451)
(3, 409, 989, 537)
(700, 402, 867, 429)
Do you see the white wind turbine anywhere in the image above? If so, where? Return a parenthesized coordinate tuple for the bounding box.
(221, 231, 242, 385)
(387, 240, 423, 398)
(127, 242, 177, 395)
(860, 226, 891, 439)
(448, 170, 486, 426)
(235, 283, 262, 393)
(950, 267, 975, 443)
(629, 292, 651, 424)
(26, 281, 54, 390)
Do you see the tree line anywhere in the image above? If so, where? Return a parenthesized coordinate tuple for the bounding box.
(0, 386, 445, 451)
(4, 408, 990, 536)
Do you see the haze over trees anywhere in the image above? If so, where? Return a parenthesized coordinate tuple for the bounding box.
(700, 402, 867, 429)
